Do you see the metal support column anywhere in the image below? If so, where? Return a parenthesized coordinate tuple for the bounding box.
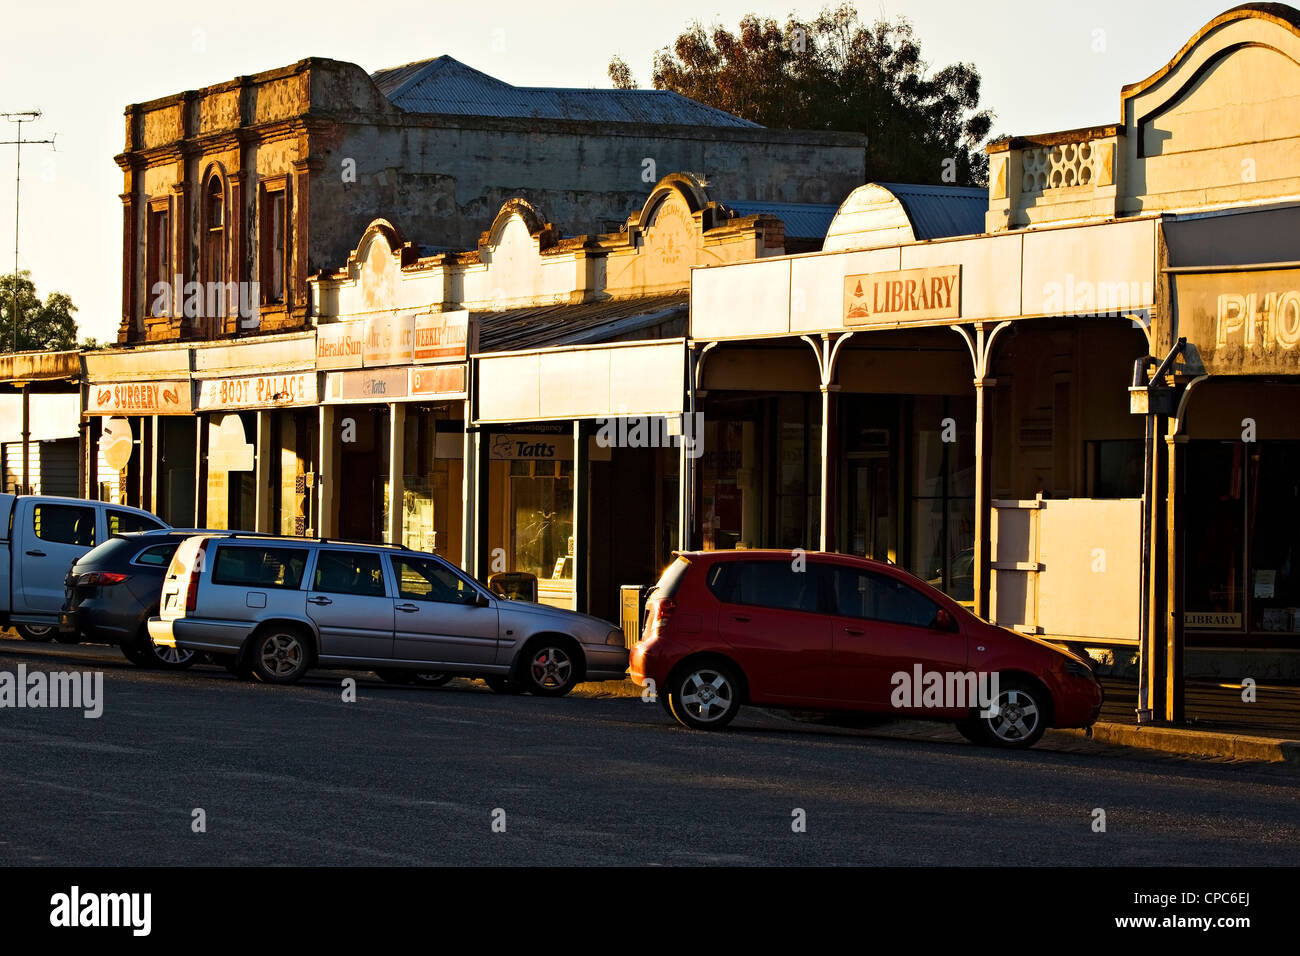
(387, 402, 405, 545)
(1165, 430, 1186, 722)
(573, 419, 589, 613)
(317, 404, 337, 538)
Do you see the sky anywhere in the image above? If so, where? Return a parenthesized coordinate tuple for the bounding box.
(3, 0, 1236, 343)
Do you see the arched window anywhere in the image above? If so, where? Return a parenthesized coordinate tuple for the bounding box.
(203, 176, 225, 316)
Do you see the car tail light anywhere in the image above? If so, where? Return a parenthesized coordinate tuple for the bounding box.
(185, 541, 208, 613)
(76, 571, 128, 587)
(644, 597, 676, 640)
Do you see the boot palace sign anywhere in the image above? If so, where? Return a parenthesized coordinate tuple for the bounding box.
(1174, 268, 1300, 374)
(843, 265, 962, 328)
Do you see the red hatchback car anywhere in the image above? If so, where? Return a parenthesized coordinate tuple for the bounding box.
(629, 550, 1103, 749)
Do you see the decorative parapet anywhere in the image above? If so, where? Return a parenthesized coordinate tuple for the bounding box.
(986, 126, 1122, 232)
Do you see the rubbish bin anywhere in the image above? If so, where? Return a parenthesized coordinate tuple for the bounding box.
(619, 585, 651, 649)
(489, 571, 538, 602)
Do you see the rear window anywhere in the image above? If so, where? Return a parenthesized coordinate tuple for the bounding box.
(650, 556, 692, 600)
(108, 510, 165, 535)
(211, 545, 308, 590)
(133, 542, 182, 568)
(706, 560, 819, 613)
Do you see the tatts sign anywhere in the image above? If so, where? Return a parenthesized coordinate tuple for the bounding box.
(414, 310, 471, 363)
(843, 265, 961, 327)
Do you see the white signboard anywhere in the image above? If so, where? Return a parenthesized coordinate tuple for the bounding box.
(197, 372, 318, 411)
(363, 312, 416, 367)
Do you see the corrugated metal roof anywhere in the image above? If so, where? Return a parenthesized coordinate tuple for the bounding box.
(476, 294, 688, 353)
(371, 56, 760, 128)
(876, 182, 988, 241)
(720, 201, 840, 240)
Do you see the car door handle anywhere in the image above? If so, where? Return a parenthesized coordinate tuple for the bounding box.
(25, 549, 45, 557)
(307, 595, 333, 606)
(732, 615, 751, 623)
(844, 627, 865, 636)
(396, 603, 419, 613)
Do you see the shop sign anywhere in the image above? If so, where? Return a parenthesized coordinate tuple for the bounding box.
(88, 380, 191, 415)
(197, 372, 317, 411)
(1175, 268, 1300, 374)
(316, 320, 365, 370)
(363, 312, 415, 367)
(489, 434, 573, 460)
(1184, 611, 1242, 629)
(409, 365, 466, 397)
(414, 311, 471, 363)
(843, 265, 961, 327)
(327, 368, 410, 402)
(100, 417, 134, 471)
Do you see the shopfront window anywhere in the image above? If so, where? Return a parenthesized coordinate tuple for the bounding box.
(1185, 440, 1300, 634)
(907, 395, 974, 602)
(396, 408, 462, 560)
(510, 459, 573, 580)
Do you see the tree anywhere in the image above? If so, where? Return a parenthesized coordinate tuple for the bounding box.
(611, 5, 995, 186)
(0, 271, 78, 352)
(608, 56, 637, 90)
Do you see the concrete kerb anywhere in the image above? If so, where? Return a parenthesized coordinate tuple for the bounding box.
(1061, 721, 1300, 764)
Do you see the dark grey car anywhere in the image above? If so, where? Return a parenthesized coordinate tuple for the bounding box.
(61, 530, 206, 669)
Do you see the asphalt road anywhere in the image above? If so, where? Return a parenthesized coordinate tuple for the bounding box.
(2, 638, 1298, 866)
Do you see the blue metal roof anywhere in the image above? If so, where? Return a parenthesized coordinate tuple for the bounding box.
(371, 56, 761, 128)
(876, 183, 988, 240)
(721, 201, 840, 240)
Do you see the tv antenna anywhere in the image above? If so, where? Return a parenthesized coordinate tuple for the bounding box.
(1, 110, 57, 353)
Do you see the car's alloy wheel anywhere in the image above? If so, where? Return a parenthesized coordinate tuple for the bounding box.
(523, 643, 579, 697)
(970, 682, 1046, 749)
(15, 623, 56, 642)
(149, 643, 199, 670)
(667, 662, 741, 730)
(250, 629, 310, 685)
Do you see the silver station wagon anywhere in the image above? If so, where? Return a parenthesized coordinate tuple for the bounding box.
(148, 534, 628, 693)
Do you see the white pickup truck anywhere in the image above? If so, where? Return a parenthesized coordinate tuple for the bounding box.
(1, 494, 167, 641)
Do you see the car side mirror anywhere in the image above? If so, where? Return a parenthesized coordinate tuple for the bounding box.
(475, 593, 491, 608)
(932, 608, 957, 632)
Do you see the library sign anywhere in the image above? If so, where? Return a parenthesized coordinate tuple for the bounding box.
(843, 265, 961, 328)
(1175, 268, 1300, 374)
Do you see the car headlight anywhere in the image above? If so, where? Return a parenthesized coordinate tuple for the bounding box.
(606, 628, 625, 646)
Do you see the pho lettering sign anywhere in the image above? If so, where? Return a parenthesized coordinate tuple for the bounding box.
(843, 265, 961, 328)
(1175, 268, 1300, 374)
